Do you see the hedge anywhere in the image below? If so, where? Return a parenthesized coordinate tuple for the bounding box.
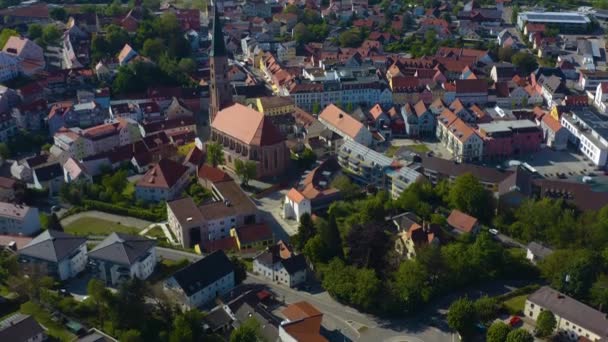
(82, 200, 166, 222)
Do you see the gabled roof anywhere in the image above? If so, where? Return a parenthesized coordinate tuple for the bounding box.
(0, 314, 45, 342)
(319, 104, 366, 140)
(88, 233, 155, 266)
(447, 209, 478, 233)
(170, 250, 234, 296)
(137, 158, 189, 189)
(198, 164, 232, 184)
(211, 103, 284, 146)
(455, 79, 487, 94)
(19, 230, 85, 262)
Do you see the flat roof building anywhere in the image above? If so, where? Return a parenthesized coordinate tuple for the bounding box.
(560, 108, 608, 166)
(517, 12, 591, 33)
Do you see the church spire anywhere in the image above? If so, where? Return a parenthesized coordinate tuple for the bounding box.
(210, 3, 227, 57)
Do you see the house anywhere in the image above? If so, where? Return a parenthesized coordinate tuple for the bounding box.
(593, 82, 608, 113)
(88, 233, 157, 286)
(0, 314, 46, 342)
(74, 329, 118, 342)
(230, 223, 273, 250)
(2, 36, 45, 76)
(0, 52, 20, 82)
(63, 158, 93, 184)
(318, 104, 373, 146)
(525, 286, 608, 341)
(253, 241, 307, 288)
(490, 63, 516, 83)
(436, 109, 484, 162)
(165, 250, 235, 309)
(394, 216, 439, 260)
(135, 158, 192, 202)
(401, 101, 436, 137)
(279, 302, 327, 342)
(526, 242, 553, 265)
(283, 158, 341, 222)
(579, 70, 608, 90)
(210, 103, 289, 179)
(446, 209, 480, 234)
(454, 79, 488, 104)
(167, 168, 258, 248)
(31, 162, 64, 196)
(497, 167, 534, 211)
(18, 230, 87, 280)
(539, 110, 569, 150)
(256, 96, 295, 116)
(0, 202, 40, 236)
(117, 44, 138, 66)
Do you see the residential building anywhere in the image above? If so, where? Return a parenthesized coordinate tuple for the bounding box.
(318, 104, 373, 146)
(210, 103, 288, 179)
(88, 233, 157, 286)
(526, 242, 553, 265)
(579, 70, 608, 90)
(401, 101, 436, 137)
(525, 286, 608, 341)
(32, 162, 64, 195)
(539, 109, 569, 150)
(117, 44, 138, 65)
(0, 202, 40, 236)
(337, 140, 423, 198)
(18, 230, 87, 280)
(0, 52, 20, 82)
(447, 209, 480, 234)
(455, 79, 488, 104)
(560, 108, 608, 166)
(517, 12, 591, 33)
(477, 120, 543, 160)
(230, 223, 274, 250)
(253, 241, 307, 288)
(167, 167, 258, 248)
(165, 250, 235, 309)
(2, 36, 45, 76)
(0, 314, 46, 342)
(436, 109, 484, 162)
(279, 302, 327, 342)
(63, 158, 93, 184)
(594, 82, 608, 113)
(256, 96, 295, 116)
(393, 214, 440, 260)
(47, 101, 108, 135)
(283, 158, 341, 222)
(135, 158, 193, 202)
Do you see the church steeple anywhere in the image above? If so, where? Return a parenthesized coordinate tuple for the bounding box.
(210, 4, 226, 57)
(208, 1, 233, 123)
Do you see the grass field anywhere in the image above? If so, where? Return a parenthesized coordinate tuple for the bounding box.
(385, 145, 399, 157)
(64, 217, 140, 237)
(405, 144, 431, 153)
(503, 294, 527, 315)
(21, 301, 75, 341)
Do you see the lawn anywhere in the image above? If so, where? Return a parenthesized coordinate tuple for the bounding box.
(405, 144, 430, 153)
(145, 226, 167, 240)
(64, 217, 140, 237)
(21, 301, 75, 341)
(503, 294, 527, 315)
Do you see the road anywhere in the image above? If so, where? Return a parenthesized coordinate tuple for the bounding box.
(493, 232, 525, 249)
(156, 247, 202, 262)
(60, 210, 153, 229)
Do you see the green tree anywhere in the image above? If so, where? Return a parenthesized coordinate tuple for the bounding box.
(448, 173, 493, 222)
(170, 309, 204, 342)
(50, 7, 67, 21)
(590, 274, 608, 311)
(292, 213, 316, 251)
(120, 330, 143, 342)
(206, 142, 225, 167)
(393, 260, 431, 311)
(312, 102, 320, 114)
(106, 25, 130, 53)
(474, 295, 498, 323)
(88, 278, 111, 326)
(536, 310, 556, 337)
(512, 52, 538, 76)
(447, 298, 477, 338)
(230, 318, 261, 342)
(143, 38, 165, 60)
(234, 159, 257, 186)
(42, 25, 61, 44)
(318, 214, 343, 261)
(498, 47, 513, 62)
(0, 143, 10, 159)
(28, 24, 43, 40)
(487, 321, 511, 342)
(330, 175, 360, 199)
(506, 329, 534, 342)
(178, 58, 196, 73)
(0, 28, 18, 49)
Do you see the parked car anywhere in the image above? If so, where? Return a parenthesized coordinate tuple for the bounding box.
(489, 228, 499, 235)
(509, 315, 521, 327)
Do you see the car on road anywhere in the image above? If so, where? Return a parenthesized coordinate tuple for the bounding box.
(51, 205, 61, 212)
(509, 315, 521, 327)
(489, 229, 499, 235)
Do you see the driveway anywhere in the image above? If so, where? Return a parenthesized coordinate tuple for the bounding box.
(60, 211, 152, 230)
(253, 189, 298, 239)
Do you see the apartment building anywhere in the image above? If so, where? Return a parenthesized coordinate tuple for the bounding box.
(477, 120, 543, 160)
(0, 202, 40, 236)
(18, 230, 87, 280)
(517, 12, 591, 33)
(525, 286, 608, 341)
(560, 108, 608, 166)
(436, 109, 484, 162)
(135, 158, 193, 202)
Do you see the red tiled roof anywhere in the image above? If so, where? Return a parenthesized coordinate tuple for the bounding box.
(447, 209, 478, 233)
(455, 79, 488, 94)
(198, 164, 233, 184)
(211, 103, 284, 146)
(137, 158, 189, 189)
(235, 223, 273, 245)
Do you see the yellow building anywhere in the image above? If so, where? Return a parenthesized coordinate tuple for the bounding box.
(230, 223, 274, 250)
(255, 96, 295, 116)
